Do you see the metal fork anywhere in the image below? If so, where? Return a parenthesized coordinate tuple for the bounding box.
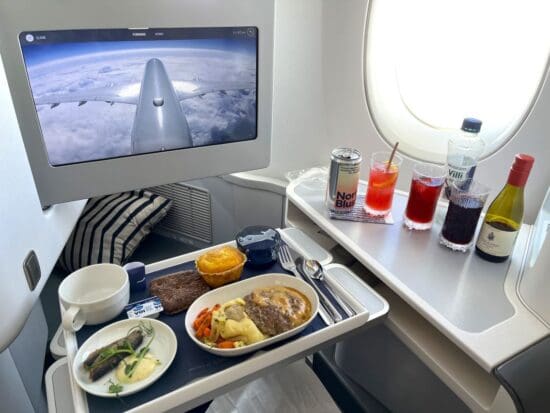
(278, 244, 339, 325)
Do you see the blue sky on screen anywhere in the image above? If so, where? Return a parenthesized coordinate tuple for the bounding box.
(22, 38, 256, 67)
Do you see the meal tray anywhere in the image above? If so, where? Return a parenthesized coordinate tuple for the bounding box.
(76, 260, 336, 412)
(66, 237, 388, 413)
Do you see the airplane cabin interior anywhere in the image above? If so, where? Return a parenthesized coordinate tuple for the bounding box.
(1, 1, 549, 412)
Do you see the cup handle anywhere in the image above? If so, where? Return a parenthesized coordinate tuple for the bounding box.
(62, 305, 85, 332)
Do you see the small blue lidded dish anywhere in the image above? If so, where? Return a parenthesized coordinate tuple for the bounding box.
(235, 226, 281, 268)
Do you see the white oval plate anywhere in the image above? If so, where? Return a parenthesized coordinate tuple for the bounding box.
(185, 273, 319, 356)
(72, 318, 177, 397)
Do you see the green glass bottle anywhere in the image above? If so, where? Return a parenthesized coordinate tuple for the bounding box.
(475, 154, 535, 262)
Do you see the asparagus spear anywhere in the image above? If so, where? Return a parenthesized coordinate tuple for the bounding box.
(83, 330, 144, 381)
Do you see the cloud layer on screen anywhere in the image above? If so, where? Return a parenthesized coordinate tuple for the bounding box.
(28, 48, 256, 165)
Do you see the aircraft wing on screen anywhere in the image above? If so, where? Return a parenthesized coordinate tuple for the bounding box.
(33, 79, 256, 108)
(33, 83, 141, 108)
(174, 80, 256, 101)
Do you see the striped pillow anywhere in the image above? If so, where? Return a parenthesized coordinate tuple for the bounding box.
(59, 190, 172, 273)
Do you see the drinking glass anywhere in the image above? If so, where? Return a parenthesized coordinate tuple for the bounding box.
(404, 162, 446, 230)
(364, 151, 403, 216)
(439, 181, 491, 252)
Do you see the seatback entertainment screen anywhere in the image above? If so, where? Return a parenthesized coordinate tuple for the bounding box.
(19, 27, 257, 166)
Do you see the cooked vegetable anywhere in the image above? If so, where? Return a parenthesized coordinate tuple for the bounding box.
(83, 330, 143, 370)
(192, 301, 265, 348)
(193, 304, 220, 340)
(84, 322, 155, 383)
(192, 307, 210, 330)
(85, 330, 144, 381)
(116, 353, 160, 384)
(217, 340, 236, 349)
(107, 379, 123, 395)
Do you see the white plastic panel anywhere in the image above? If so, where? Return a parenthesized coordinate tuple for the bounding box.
(518, 188, 550, 326)
(45, 358, 76, 413)
(0, 54, 85, 351)
(279, 227, 333, 266)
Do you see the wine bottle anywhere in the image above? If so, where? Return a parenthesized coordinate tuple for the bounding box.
(475, 154, 535, 262)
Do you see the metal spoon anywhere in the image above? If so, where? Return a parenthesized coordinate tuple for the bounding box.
(295, 257, 343, 323)
(302, 259, 357, 317)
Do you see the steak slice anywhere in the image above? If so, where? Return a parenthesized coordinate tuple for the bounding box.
(244, 295, 293, 336)
(149, 269, 210, 314)
(243, 286, 312, 336)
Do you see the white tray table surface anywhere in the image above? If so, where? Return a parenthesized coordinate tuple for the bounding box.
(287, 177, 549, 371)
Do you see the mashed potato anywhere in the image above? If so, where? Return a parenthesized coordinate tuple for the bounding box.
(211, 298, 265, 345)
(115, 353, 160, 384)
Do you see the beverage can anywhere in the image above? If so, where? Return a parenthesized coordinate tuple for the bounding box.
(326, 148, 361, 213)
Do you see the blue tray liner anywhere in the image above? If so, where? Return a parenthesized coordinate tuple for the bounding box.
(77, 259, 350, 412)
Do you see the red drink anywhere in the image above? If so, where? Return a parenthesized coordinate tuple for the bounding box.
(365, 165, 399, 215)
(403, 163, 446, 230)
(405, 179, 443, 222)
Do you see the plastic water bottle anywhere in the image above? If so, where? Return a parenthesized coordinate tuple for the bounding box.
(445, 118, 485, 198)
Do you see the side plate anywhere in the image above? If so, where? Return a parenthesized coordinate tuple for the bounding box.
(72, 318, 177, 397)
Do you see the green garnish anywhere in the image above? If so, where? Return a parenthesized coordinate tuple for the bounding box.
(107, 379, 123, 395)
(123, 322, 155, 378)
(87, 338, 134, 371)
(101, 321, 156, 394)
(124, 360, 138, 376)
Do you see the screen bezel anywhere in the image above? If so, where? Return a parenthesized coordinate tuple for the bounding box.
(0, 0, 273, 207)
(18, 26, 259, 167)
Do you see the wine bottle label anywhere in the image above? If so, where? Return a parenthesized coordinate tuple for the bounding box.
(476, 223, 519, 257)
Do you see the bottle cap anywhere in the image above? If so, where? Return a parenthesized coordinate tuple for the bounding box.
(508, 153, 534, 187)
(461, 118, 482, 133)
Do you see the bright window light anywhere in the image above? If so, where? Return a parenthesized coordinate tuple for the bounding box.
(365, 0, 550, 162)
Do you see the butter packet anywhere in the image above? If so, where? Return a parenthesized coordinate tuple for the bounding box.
(125, 296, 163, 319)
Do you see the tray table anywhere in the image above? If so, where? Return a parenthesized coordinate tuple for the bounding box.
(286, 177, 548, 371)
(62, 229, 388, 412)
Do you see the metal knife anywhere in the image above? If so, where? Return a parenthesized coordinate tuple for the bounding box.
(295, 257, 343, 323)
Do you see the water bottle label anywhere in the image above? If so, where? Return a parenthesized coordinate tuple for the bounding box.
(447, 164, 475, 183)
(476, 223, 518, 257)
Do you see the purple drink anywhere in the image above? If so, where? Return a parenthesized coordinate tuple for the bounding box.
(439, 180, 490, 252)
(441, 199, 483, 245)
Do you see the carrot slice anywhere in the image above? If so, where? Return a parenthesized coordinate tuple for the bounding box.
(193, 305, 216, 330)
(196, 314, 212, 338)
(217, 341, 235, 349)
(197, 307, 209, 318)
(193, 312, 209, 330)
(194, 304, 221, 339)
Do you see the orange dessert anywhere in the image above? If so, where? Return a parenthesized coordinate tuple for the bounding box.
(196, 246, 246, 288)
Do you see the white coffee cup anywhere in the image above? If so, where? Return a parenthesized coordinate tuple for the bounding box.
(59, 263, 130, 332)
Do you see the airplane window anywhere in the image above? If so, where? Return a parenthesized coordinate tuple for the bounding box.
(365, 0, 550, 162)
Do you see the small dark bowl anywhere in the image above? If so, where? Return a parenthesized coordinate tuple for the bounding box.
(235, 226, 281, 268)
